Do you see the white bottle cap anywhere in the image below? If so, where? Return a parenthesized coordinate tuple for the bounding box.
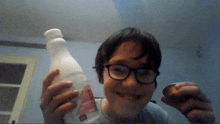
(44, 28, 63, 41)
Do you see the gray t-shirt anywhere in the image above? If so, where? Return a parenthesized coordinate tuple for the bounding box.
(87, 99, 170, 123)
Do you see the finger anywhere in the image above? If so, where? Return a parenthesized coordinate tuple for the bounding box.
(47, 89, 79, 112)
(40, 82, 73, 110)
(175, 82, 195, 90)
(176, 86, 210, 102)
(186, 110, 215, 123)
(42, 82, 73, 105)
(53, 100, 79, 117)
(42, 69, 60, 98)
(180, 98, 213, 114)
(161, 96, 181, 110)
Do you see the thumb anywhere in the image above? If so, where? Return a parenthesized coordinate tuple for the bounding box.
(161, 96, 172, 106)
(161, 96, 166, 103)
(161, 96, 180, 110)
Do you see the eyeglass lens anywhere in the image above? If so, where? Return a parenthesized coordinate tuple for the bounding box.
(108, 64, 155, 83)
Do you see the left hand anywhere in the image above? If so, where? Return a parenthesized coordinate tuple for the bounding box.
(161, 82, 215, 123)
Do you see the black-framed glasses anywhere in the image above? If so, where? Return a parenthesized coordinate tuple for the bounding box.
(104, 64, 156, 85)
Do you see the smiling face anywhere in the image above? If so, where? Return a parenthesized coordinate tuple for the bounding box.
(100, 41, 156, 118)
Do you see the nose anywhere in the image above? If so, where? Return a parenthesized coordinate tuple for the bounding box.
(123, 71, 138, 86)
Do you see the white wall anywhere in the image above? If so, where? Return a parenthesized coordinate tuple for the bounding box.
(200, 32, 220, 123)
(0, 34, 219, 123)
(152, 31, 220, 123)
(152, 48, 204, 123)
(0, 38, 103, 123)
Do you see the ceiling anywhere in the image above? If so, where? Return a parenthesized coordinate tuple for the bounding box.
(0, 0, 219, 48)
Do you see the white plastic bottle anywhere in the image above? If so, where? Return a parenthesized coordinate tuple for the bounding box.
(44, 28, 99, 123)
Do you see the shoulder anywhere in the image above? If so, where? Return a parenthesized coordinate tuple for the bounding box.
(143, 102, 169, 123)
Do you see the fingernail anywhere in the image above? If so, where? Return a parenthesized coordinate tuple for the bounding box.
(66, 81, 73, 83)
(66, 81, 73, 87)
(55, 69, 60, 74)
(175, 83, 180, 89)
(73, 90, 79, 92)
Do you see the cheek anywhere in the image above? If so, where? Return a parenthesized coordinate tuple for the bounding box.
(102, 69, 120, 100)
(148, 84, 156, 94)
(102, 70, 114, 95)
(143, 84, 155, 99)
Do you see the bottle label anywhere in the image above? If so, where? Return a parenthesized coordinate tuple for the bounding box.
(77, 85, 97, 119)
(65, 84, 99, 123)
(79, 114, 87, 122)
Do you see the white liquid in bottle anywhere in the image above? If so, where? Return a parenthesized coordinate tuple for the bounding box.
(44, 28, 99, 123)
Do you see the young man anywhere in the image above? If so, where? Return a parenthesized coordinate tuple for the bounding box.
(40, 27, 215, 123)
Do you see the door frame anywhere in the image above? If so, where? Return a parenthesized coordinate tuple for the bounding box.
(0, 56, 37, 123)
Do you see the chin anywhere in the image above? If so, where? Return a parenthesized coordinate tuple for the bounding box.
(114, 104, 144, 118)
(116, 111, 140, 119)
(111, 94, 150, 116)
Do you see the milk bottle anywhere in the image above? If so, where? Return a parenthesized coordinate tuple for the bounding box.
(44, 28, 99, 123)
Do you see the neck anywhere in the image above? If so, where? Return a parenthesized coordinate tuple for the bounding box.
(101, 99, 139, 122)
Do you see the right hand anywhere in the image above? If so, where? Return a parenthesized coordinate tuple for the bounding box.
(161, 82, 215, 123)
(40, 69, 79, 124)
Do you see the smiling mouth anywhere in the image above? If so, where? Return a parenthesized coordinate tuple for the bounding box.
(115, 92, 143, 100)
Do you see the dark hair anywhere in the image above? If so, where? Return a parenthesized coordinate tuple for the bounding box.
(94, 27, 161, 88)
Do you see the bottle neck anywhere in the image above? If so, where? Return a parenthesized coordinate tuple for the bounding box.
(47, 38, 71, 60)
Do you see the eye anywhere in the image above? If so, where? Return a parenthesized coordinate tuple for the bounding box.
(137, 69, 150, 77)
(111, 65, 127, 73)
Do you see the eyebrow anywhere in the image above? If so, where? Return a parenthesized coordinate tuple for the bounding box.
(107, 60, 126, 64)
(107, 60, 151, 68)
